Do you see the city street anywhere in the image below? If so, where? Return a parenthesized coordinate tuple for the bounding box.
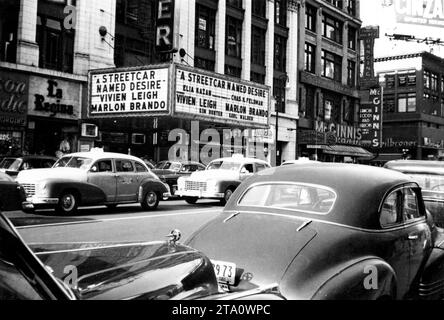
(4, 200, 222, 245)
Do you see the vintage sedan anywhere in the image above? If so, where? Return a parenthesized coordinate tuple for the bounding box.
(0, 172, 31, 212)
(186, 163, 444, 300)
(0, 155, 57, 179)
(152, 161, 206, 197)
(0, 211, 220, 300)
(16, 151, 171, 215)
(384, 160, 444, 228)
(176, 155, 271, 205)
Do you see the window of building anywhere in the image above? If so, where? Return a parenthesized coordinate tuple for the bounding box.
(326, 0, 343, 9)
(431, 72, 439, 92)
(441, 76, 444, 93)
(251, 26, 266, 66)
(322, 14, 342, 44)
(342, 99, 354, 124)
(250, 71, 265, 84)
(398, 93, 416, 113)
(227, 0, 243, 8)
(252, 0, 266, 17)
(304, 43, 316, 73)
(0, 0, 19, 63)
(345, 0, 356, 16)
(275, 0, 287, 26)
(348, 27, 356, 50)
(273, 78, 287, 113)
(226, 16, 242, 58)
(385, 74, 395, 88)
(384, 96, 395, 113)
(36, 15, 74, 73)
(347, 60, 356, 86)
(423, 70, 439, 92)
(441, 98, 444, 116)
(196, 5, 216, 50)
(225, 65, 242, 78)
(305, 4, 317, 32)
(116, 0, 142, 25)
(195, 57, 215, 72)
(274, 35, 287, 72)
(322, 50, 341, 82)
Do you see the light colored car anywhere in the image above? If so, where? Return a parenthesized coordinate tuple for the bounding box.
(176, 155, 271, 205)
(16, 151, 171, 215)
(281, 158, 320, 166)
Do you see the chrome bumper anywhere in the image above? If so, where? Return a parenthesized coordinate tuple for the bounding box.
(27, 196, 59, 205)
(176, 190, 224, 199)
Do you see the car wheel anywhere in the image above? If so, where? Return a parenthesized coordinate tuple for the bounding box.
(142, 191, 159, 211)
(56, 192, 79, 215)
(220, 189, 234, 206)
(185, 197, 198, 204)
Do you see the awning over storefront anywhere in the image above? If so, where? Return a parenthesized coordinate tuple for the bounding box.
(324, 145, 374, 158)
(368, 153, 404, 162)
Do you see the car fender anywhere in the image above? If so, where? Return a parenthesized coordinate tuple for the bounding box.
(218, 180, 241, 193)
(310, 257, 397, 300)
(47, 181, 106, 205)
(139, 179, 169, 201)
(417, 246, 444, 300)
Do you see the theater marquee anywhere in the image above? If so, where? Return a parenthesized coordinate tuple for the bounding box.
(174, 65, 270, 128)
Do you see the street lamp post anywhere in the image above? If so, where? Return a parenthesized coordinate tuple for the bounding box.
(275, 74, 289, 166)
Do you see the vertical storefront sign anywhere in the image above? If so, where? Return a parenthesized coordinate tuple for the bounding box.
(359, 87, 383, 148)
(359, 27, 380, 88)
(156, 0, 176, 53)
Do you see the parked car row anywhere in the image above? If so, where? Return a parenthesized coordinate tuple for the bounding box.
(3, 161, 444, 300)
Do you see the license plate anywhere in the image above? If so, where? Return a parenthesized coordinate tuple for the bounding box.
(211, 260, 236, 285)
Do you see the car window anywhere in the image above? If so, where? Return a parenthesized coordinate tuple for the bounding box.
(94, 160, 113, 173)
(116, 160, 134, 172)
(238, 183, 336, 214)
(380, 191, 402, 228)
(207, 161, 222, 170)
(41, 159, 55, 168)
(135, 162, 148, 172)
(256, 163, 268, 172)
(402, 188, 422, 221)
(241, 164, 254, 174)
(155, 161, 168, 169)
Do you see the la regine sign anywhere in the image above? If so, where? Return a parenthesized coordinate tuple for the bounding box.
(394, 0, 444, 26)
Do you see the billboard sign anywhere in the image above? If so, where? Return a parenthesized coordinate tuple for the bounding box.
(174, 65, 270, 128)
(88, 66, 170, 118)
(394, 0, 444, 27)
(359, 87, 383, 148)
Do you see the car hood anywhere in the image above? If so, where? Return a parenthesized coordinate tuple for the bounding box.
(16, 168, 87, 183)
(31, 241, 219, 300)
(187, 170, 239, 181)
(186, 212, 317, 292)
(152, 169, 179, 178)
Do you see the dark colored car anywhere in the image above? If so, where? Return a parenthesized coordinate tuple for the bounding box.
(0, 155, 57, 178)
(0, 211, 220, 300)
(186, 163, 444, 300)
(152, 161, 206, 196)
(0, 172, 30, 212)
(385, 160, 444, 228)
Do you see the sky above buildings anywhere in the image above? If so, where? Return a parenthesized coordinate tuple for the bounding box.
(360, 0, 444, 58)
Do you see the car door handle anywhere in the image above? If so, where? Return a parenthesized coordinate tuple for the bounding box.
(408, 234, 419, 240)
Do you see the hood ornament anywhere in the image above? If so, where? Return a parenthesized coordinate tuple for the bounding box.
(166, 229, 182, 245)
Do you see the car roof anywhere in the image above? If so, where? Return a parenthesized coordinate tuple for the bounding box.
(209, 156, 270, 165)
(385, 160, 444, 175)
(1, 155, 57, 160)
(62, 152, 145, 163)
(226, 163, 414, 229)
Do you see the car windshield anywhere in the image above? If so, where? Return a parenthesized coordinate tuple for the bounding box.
(238, 183, 337, 215)
(0, 158, 21, 171)
(53, 156, 93, 170)
(208, 161, 241, 171)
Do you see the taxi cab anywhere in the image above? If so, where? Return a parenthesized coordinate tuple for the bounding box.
(16, 151, 171, 214)
(176, 155, 271, 205)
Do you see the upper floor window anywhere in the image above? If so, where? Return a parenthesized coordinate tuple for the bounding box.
(36, 15, 74, 73)
(275, 0, 287, 26)
(322, 14, 343, 44)
(441, 76, 444, 93)
(252, 0, 266, 17)
(398, 72, 416, 87)
(195, 57, 215, 72)
(274, 35, 287, 72)
(225, 65, 242, 78)
(398, 93, 416, 113)
(251, 71, 265, 84)
(305, 4, 317, 32)
(384, 95, 395, 113)
(0, 0, 19, 63)
(304, 43, 316, 73)
(226, 16, 242, 58)
(322, 50, 341, 82)
(116, 0, 141, 25)
(274, 78, 287, 113)
(196, 5, 216, 50)
(348, 27, 356, 50)
(345, 0, 356, 16)
(227, 0, 243, 8)
(347, 60, 356, 86)
(326, 0, 343, 9)
(251, 26, 266, 66)
(424, 70, 439, 92)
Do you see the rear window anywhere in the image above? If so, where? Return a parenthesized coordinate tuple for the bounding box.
(406, 173, 444, 191)
(238, 183, 336, 215)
